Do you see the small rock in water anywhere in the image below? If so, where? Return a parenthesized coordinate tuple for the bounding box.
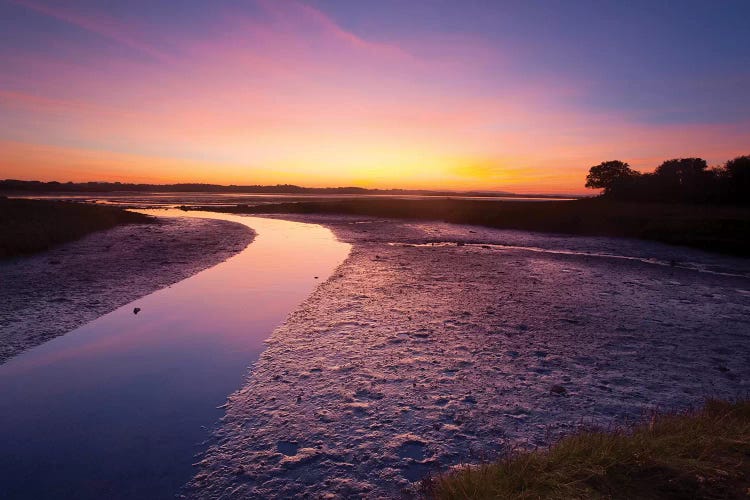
(550, 385, 567, 396)
(133, 307, 141, 315)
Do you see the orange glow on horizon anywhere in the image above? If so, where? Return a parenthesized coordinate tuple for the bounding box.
(0, 140, 587, 193)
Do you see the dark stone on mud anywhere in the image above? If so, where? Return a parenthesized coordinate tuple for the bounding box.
(550, 385, 567, 395)
(133, 307, 141, 315)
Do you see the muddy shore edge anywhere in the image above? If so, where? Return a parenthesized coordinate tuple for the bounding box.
(0, 216, 255, 364)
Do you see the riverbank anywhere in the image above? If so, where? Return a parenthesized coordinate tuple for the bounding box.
(191, 198, 750, 256)
(187, 214, 750, 498)
(0, 216, 254, 363)
(0, 197, 152, 258)
(428, 398, 750, 499)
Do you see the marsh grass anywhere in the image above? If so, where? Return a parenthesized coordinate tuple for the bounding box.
(196, 198, 750, 256)
(0, 197, 151, 258)
(426, 399, 750, 499)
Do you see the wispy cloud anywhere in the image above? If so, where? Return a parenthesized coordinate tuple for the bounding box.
(11, 0, 174, 63)
(259, 0, 412, 60)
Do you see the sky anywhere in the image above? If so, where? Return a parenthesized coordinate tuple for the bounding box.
(0, 0, 748, 194)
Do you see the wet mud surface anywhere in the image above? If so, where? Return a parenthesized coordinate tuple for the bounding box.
(187, 215, 750, 499)
(0, 217, 254, 364)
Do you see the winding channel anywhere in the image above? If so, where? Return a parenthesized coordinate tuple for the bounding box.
(0, 211, 351, 499)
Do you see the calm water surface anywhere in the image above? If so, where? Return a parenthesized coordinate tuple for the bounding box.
(0, 211, 350, 499)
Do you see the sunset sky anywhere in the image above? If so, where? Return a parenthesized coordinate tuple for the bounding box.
(1, 0, 748, 194)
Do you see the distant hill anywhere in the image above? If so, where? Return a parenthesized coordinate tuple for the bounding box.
(0, 179, 573, 199)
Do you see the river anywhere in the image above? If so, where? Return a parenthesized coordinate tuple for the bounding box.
(0, 210, 350, 499)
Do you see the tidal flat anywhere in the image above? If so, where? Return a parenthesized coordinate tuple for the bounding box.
(2, 198, 749, 498)
(0, 216, 254, 363)
(187, 214, 750, 498)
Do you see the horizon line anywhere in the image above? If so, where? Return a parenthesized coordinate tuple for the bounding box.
(0, 179, 585, 198)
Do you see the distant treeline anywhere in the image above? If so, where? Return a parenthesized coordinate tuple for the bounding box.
(586, 155, 750, 204)
(0, 179, 534, 198)
(0, 180, 393, 194)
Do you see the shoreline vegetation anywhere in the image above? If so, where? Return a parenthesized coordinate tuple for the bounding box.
(585, 155, 750, 205)
(0, 197, 152, 259)
(4, 153, 748, 257)
(427, 399, 750, 499)
(188, 198, 750, 257)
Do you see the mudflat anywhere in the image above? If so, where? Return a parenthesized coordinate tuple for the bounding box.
(188, 214, 750, 498)
(0, 216, 254, 363)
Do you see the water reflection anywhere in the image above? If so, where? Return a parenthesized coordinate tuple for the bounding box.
(0, 211, 351, 499)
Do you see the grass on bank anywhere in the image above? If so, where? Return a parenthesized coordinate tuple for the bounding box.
(426, 399, 750, 500)
(0, 197, 152, 259)
(192, 198, 750, 256)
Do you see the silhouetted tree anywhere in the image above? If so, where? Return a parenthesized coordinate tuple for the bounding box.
(654, 157, 708, 184)
(582, 155, 750, 204)
(652, 157, 710, 202)
(585, 161, 639, 196)
(724, 155, 750, 204)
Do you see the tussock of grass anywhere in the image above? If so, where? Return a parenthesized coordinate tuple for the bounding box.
(426, 399, 750, 499)
(0, 197, 151, 258)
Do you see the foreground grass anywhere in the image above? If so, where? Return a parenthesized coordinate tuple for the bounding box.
(426, 399, 750, 499)
(0, 197, 151, 258)
(195, 198, 750, 256)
